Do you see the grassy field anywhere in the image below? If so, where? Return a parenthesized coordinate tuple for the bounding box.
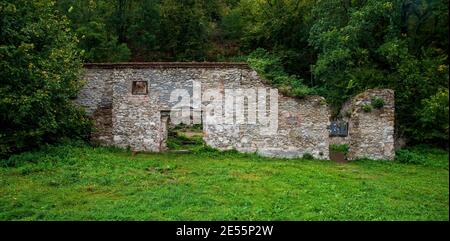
(0, 142, 448, 220)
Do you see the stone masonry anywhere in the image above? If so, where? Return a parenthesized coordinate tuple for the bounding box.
(330, 89, 395, 160)
(76, 62, 394, 160)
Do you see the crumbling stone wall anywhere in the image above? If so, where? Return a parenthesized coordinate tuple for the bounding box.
(202, 88, 329, 159)
(76, 63, 330, 159)
(347, 89, 395, 160)
(330, 89, 395, 160)
(76, 63, 395, 160)
(76, 68, 114, 145)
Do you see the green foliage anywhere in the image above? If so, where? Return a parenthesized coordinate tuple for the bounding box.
(166, 125, 204, 151)
(0, 140, 88, 167)
(76, 22, 131, 62)
(371, 97, 385, 109)
(233, 0, 315, 75)
(0, 143, 448, 220)
(147, 164, 177, 174)
(362, 104, 373, 113)
(415, 88, 449, 143)
(125, 0, 160, 59)
(0, 0, 92, 157)
(302, 153, 314, 160)
(191, 145, 221, 156)
(2, 0, 447, 151)
(309, 0, 449, 145)
(159, 0, 209, 61)
(395, 149, 427, 165)
(247, 48, 312, 97)
(56, 0, 132, 62)
(330, 144, 349, 154)
(166, 133, 204, 151)
(395, 145, 448, 168)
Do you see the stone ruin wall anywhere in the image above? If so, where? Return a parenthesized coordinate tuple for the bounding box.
(329, 89, 395, 160)
(76, 63, 394, 160)
(76, 63, 330, 159)
(76, 68, 114, 145)
(204, 94, 329, 159)
(347, 89, 395, 160)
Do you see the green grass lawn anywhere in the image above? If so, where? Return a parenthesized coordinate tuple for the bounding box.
(0, 143, 448, 220)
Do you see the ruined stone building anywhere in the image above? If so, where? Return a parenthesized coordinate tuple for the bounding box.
(76, 62, 395, 160)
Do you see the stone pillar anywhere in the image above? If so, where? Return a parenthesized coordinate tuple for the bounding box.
(347, 89, 395, 160)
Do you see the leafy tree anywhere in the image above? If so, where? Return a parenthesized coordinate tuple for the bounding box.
(247, 48, 312, 97)
(309, 0, 449, 145)
(0, 0, 91, 157)
(125, 0, 160, 60)
(57, 0, 131, 62)
(224, 0, 316, 75)
(416, 88, 449, 145)
(159, 0, 210, 61)
(2, 0, 447, 149)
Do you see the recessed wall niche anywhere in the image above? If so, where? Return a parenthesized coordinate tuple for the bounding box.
(132, 81, 148, 95)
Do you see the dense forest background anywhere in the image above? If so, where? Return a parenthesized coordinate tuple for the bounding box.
(0, 0, 448, 156)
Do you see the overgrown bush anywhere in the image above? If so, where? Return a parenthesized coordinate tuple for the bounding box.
(395, 149, 427, 165)
(414, 88, 449, 145)
(309, 0, 449, 146)
(0, 0, 91, 158)
(395, 145, 449, 168)
(247, 49, 312, 97)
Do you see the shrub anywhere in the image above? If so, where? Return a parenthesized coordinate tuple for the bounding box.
(371, 97, 385, 109)
(395, 149, 426, 165)
(414, 88, 449, 145)
(362, 104, 373, 112)
(395, 145, 449, 168)
(247, 48, 312, 98)
(0, 0, 91, 158)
